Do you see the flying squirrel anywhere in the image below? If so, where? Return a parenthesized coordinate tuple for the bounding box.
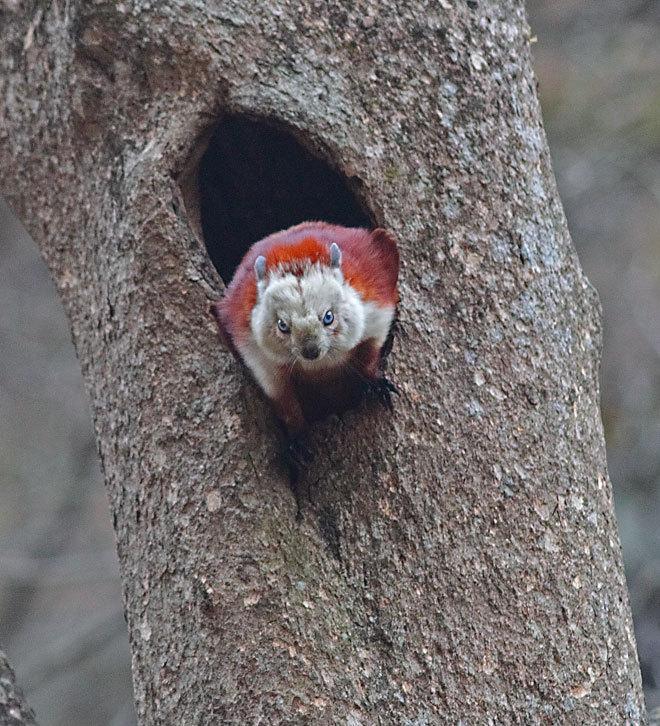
(211, 221, 400, 441)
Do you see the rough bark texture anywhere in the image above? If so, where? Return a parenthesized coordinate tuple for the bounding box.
(0, 0, 645, 723)
(0, 651, 38, 726)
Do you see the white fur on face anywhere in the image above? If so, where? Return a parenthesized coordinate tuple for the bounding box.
(251, 265, 366, 367)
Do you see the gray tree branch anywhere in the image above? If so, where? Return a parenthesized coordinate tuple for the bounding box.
(0, 650, 38, 726)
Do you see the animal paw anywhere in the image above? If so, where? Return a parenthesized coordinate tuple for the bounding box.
(363, 377, 398, 411)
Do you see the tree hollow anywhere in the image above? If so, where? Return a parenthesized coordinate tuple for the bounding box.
(198, 115, 373, 283)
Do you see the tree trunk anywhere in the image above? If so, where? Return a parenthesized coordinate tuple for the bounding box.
(0, 1, 645, 723)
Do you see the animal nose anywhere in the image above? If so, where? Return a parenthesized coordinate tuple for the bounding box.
(301, 343, 320, 360)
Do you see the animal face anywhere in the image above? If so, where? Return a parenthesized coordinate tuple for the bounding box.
(251, 266, 365, 367)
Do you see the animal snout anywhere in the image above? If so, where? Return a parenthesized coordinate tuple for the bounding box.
(301, 342, 320, 360)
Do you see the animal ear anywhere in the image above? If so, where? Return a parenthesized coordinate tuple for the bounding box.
(370, 228, 398, 259)
(370, 228, 400, 289)
(329, 242, 342, 268)
(254, 255, 267, 281)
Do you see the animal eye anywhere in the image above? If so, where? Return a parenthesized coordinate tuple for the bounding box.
(277, 319, 290, 334)
(322, 310, 334, 326)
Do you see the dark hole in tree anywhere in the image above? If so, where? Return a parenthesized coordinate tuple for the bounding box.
(198, 115, 373, 283)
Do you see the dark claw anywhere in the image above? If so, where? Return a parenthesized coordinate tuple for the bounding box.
(363, 377, 399, 411)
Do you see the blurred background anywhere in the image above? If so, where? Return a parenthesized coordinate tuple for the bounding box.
(528, 0, 660, 711)
(0, 1, 658, 722)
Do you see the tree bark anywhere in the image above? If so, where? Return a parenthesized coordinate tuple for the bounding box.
(0, 651, 38, 726)
(0, 0, 645, 723)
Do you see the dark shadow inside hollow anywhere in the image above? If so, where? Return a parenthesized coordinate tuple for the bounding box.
(198, 115, 374, 284)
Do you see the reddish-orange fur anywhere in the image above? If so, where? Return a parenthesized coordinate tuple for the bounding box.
(265, 236, 329, 271)
(215, 222, 398, 347)
(211, 222, 399, 431)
